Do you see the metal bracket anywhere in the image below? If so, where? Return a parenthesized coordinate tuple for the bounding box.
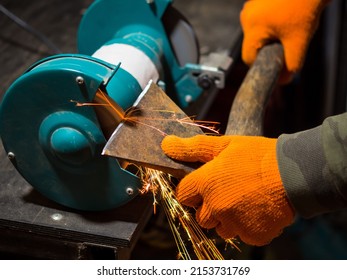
(186, 52, 233, 89)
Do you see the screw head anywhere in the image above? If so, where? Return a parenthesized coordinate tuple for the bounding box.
(126, 187, 134, 195)
(7, 152, 15, 160)
(185, 95, 193, 103)
(198, 75, 213, 90)
(51, 213, 63, 221)
(76, 76, 84, 85)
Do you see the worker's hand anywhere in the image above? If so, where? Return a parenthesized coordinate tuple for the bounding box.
(161, 135, 295, 246)
(240, 0, 330, 84)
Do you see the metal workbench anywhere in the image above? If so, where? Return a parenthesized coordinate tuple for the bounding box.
(0, 146, 153, 259)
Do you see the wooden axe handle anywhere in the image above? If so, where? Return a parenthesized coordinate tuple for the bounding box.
(225, 43, 284, 136)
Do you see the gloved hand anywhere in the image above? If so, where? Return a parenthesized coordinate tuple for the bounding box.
(240, 0, 330, 84)
(161, 135, 295, 246)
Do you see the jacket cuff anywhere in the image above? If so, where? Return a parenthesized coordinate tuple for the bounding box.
(277, 125, 347, 218)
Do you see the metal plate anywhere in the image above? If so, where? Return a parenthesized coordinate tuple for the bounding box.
(103, 81, 203, 178)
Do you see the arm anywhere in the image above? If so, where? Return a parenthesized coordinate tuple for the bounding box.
(278, 113, 347, 217)
(161, 113, 347, 246)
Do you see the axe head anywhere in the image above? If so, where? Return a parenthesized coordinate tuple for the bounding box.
(102, 81, 203, 178)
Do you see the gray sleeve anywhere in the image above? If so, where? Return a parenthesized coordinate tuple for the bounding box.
(276, 113, 347, 218)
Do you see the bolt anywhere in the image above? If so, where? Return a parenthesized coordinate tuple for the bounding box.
(126, 187, 134, 195)
(76, 76, 84, 85)
(51, 213, 63, 221)
(7, 152, 15, 160)
(185, 95, 193, 104)
(157, 80, 166, 91)
(198, 75, 213, 90)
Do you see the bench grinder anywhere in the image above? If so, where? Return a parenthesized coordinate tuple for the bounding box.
(0, 0, 226, 211)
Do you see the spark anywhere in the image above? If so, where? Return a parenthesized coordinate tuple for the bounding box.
(137, 167, 237, 260)
(122, 109, 220, 136)
(70, 101, 108, 107)
(71, 90, 220, 136)
(224, 238, 242, 253)
(176, 116, 220, 135)
(70, 88, 125, 120)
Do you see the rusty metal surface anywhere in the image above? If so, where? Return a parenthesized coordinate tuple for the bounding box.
(103, 81, 204, 178)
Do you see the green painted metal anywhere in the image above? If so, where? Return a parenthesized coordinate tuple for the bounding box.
(0, 55, 141, 211)
(77, 0, 203, 108)
(78, 0, 172, 57)
(105, 66, 143, 109)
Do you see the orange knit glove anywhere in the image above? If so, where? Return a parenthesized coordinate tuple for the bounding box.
(240, 0, 330, 84)
(161, 135, 295, 246)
